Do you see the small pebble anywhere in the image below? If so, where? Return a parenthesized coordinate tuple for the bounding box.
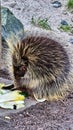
(63, 10, 68, 15)
(9, 3, 16, 8)
(69, 38, 73, 44)
(52, 1, 62, 8)
(5, 116, 11, 120)
(61, 20, 68, 25)
(16, 7, 21, 10)
(71, 17, 73, 22)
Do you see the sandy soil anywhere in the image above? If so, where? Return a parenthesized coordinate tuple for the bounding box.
(1, 0, 73, 130)
(0, 95, 73, 130)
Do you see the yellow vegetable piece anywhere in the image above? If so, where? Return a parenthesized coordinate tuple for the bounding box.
(0, 100, 25, 109)
(0, 83, 25, 109)
(0, 83, 5, 89)
(15, 91, 25, 101)
(0, 90, 25, 103)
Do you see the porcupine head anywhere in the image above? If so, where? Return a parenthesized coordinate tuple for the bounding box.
(6, 34, 71, 102)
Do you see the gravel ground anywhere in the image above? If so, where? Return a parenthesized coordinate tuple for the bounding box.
(1, 0, 73, 130)
(0, 96, 73, 130)
(1, 0, 73, 39)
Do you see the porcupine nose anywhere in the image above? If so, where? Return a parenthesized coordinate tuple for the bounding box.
(19, 65, 26, 77)
(14, 65, 26, 77)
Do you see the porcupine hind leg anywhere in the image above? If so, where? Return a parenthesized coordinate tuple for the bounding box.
(32, 76, 68, 102)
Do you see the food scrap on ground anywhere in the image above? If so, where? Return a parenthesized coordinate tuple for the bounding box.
(0, 83, 25, 109)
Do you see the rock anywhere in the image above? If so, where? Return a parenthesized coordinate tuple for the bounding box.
(61, 20, 68, 26)
(51, 1, 62, 8)
(63, 10, 68, 15)
(9, 3, 17, 8)
(69, 38, 73, 44)
(1, 6, 24, 47)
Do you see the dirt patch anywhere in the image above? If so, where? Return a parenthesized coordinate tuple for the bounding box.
(0, 95, 73, 130)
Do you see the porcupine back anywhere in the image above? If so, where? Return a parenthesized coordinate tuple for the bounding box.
(5, 29, 73, 101)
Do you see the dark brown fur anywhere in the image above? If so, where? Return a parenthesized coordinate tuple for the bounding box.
(7, 36, 70, 101)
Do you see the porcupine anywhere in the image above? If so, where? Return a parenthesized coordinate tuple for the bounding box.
(5, 30, 73, 102)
